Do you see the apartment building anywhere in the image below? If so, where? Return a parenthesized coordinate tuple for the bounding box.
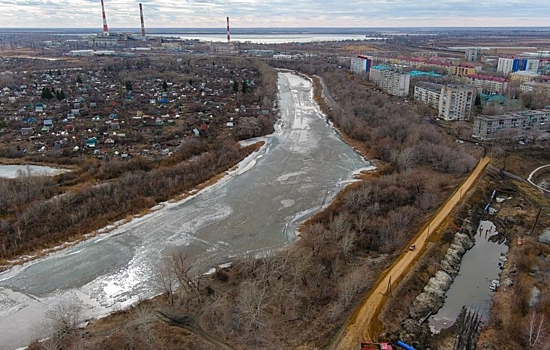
(465, 74, 510, 94)
(439, 85, 475, 121)
(473, 108, 550, 140)
(369, 66, 410, 97)
(351, 55, 372, 74)
(414, 82, 475, 121)
(520, 81, 550, 94)
(497, 57, 540, 75)
(449, 65, 477, 76)
(510, 70, 540, 83)
(465, 48, 478, 62)
(414, 82, 442, 109)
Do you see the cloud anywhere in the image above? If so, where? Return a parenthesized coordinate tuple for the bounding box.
(1, 0, 550, 27)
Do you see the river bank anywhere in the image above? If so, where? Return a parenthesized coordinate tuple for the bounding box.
(0, 71, 370, 350)
(5, 65, 486, 350)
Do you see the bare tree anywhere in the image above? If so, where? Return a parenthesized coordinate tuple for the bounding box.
(133, 301, 156, 350)
(301, 223, 328, 257)
(338, 229, 357, 262)
(354, 210, 370, 234)
(329, 214, 351, 238)
(524, 311, 547, 348)
(328, 267, 368, 320)
(153, 257, 176, 305)
(234, 279, 269, 331)
(42, 298, 82, 339)
(171, 252, 203, 304)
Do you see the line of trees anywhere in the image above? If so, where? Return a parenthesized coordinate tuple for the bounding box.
(0, 139, 257, 261)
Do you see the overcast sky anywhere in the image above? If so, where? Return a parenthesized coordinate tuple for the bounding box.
(3, 0, 550, 28)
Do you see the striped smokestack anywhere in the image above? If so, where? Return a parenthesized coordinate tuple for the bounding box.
(100, 0, 109, 36)
(226, 17, 230, 43)
(139, 3, 146, 38)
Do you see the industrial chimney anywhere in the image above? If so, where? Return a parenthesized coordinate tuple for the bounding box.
(100, 0, 109, 36)
(226, 17, 230, 43)
(139, 3, 146, 39)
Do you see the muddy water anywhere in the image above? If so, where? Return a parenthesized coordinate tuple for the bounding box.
(429, 220, 508, 332)
(0, 72, 370, 350)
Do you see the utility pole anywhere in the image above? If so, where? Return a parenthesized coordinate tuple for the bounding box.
(385, 276, 392, 296)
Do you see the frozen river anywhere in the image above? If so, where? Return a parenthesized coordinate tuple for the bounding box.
(0, 72, 370, 349)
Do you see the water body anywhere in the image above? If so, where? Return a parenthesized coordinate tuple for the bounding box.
(0, 165, 68, 179)
(0, 72, 370, 350)
(148, 33, 381, 44)
(429, 220, 508, 333)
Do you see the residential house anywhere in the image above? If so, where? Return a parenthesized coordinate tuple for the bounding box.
(21, 127, 34, 135)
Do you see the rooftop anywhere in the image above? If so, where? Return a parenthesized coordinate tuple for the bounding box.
(409, 70, 442, 78)
(466, 74, 509, 83)
(371, 65, 390, 70)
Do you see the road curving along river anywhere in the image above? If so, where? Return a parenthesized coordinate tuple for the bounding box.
(0, 71, 371, 350)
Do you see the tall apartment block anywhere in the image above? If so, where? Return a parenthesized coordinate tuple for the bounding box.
(414, 82, 475, 121)
(497, 57, 540, 75)
(350, 55, 372, 74)
(369, 66, 410, 97)
(439, 85, 475, 121)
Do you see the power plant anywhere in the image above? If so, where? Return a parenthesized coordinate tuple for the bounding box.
(139, 3, 146, 39)
(91, 0, 151, 48)
(100, 0, 109, 36)
(227, 17, 231, 43)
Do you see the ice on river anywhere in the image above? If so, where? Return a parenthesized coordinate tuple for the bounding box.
(0, 71, 370, 350)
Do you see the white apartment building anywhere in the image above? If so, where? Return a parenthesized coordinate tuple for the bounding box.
(414, 82, 441, 109)
(414, 82, 475, 121)
(497, 57, 540, 75)
(465, 75, 509, 94)
(369, 66, 410, 97)
(351, 56, 371, 74)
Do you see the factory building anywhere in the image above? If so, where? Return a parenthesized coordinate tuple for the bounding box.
(473, 108, 550, 140)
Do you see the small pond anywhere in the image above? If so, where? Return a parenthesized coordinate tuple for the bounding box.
(0, 164, 69, 179)
(429, 220, 508, 333)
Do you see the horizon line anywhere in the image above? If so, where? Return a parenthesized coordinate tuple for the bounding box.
(1, 26, 550, 29)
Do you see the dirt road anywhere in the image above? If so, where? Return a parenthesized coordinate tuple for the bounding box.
(329, 157, 491, 349)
